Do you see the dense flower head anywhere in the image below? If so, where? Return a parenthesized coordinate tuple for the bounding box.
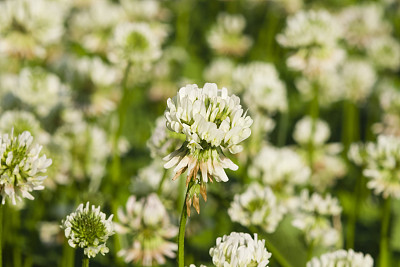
(366, 36, 400, 71)
(164, 83, 252, 188)
(0, 130, 52, 205)
(277, 9, 341, 48)
(228, 183, 286, 233)
(116, 194, 178, 266)
(209, 232, 272, 267)
(248, 145, 310, 197)
(292, 190, 342, 248)
(233, 62, 287, 113)
(307, 249, 374, 267)
(207, 13, 253, 57)
(362, 135, 400, 198)
(108, 22, 162, 65)
(0, 111, 43, 142)
(61, 202, 114, 258)
(293, 116, 330, 147)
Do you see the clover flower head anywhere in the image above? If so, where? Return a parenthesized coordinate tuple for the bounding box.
(116, 194, 178, 266)
(109, 22, 162, 66)
(228, 183, 286, 233)
(292, 190, 342, 248)
(0, 130, 52, 205)
(307, 249, 374, 267)
(366, 36, 400, 71)
(188, 265, 207, 267)
(207, 13, 253, 57)
(164, 83, 252, 213)
(248, 145, 310, 198)
(363, 135, 400, 198)
(61, 202, 114, 258)
(0, 111, 43, 141)
(293, 116, 330, 147)
(277, 9, 341, 48)
(209, 232, 272, 267)
(233, 62, 287, 114)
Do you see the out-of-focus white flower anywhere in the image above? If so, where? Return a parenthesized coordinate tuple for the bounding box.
(233, 62, 287, 113)
(248, 145, 310, 198)
(362, 135, 400, 198)
(12, 67, 69, 117)
(164, 83, 252, 195)
(61, 202, 114, 258)
(293, 116, 330, 147)
(39, 221, 63, 246)
(209, 232, 272, 267)
(188, 265, 207, 267)
(207, 13, 253, 57)
(108, 22, 162, 66)
(277, 10, 341, 48)
(292, 190, 342, 248)
(0, 0, 68, 58)
(340, 59, 376, 103)
(366, 36, 400, 71)
(203, 58, 236, 90)
(338, 3, 391, 49)
(0, 111, 44, 143)
(307, 249, 374, 267)
(116, 194, 178, 266)
(147, 116, 185, 159)
(228, 183, 286, 233)
(0, 130, 52, 205)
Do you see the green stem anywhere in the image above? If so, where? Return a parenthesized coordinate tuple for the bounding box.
(277, 112, 289, 147)
(306, 242, 314, 262)
(82, 257, 89, 267)
(178, 185, 191, 267)
(157, 169, 168, 196)
(379, 197, 391, 267)
(61, 239, 75, 267)
(0, 205, 2, 267)
(346, 174, 364, 249)
(308, 83, 319, 168)
(250, 226, 293, 267)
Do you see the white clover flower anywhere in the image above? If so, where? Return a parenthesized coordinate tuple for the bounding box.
(338, 3, 392, 49)
(366, 36, 400, 71)
(339, 58, 377, 103)
(188, 265, 207, 267)
(248, 145, 310, 198)
(39, 221, 63, 246)
(61, 202, 114, 258)
(0, 130, 52, 205)
(108, 22, 162, 66)
(277, 10, 341, 48)
(203, 58, 236, 91)
(207, 13, 253, 57)
(0, 0, 68, 58)
(292, 190, 342, 248)
(12, 67, 70, 117)
(307, 249, 374, 267)
(116, 194, 178, 266)
(0, 111, 43, 142)
(228, 183, 286, 233)
(209, 232, 271, 267)
(164, 83, 252, 205)
(362, 135, 400, 198)
(293, 116, 330, 147)
(233, 62, 287, 114)
(147, 116, 185, 159)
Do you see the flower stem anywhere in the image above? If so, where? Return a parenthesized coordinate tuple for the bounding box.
(82, 257, 89, 267)
(308, 83, 319, 167)
(157, 169, 168, 196)
(178, 185, 191, 267)
(379, 197, 391, 267)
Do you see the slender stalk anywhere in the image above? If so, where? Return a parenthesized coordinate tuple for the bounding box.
(0, 205, 2, 267)
(306, 241, 314, 262)
(157, 169, 168, 196)
(346, 173, 363, 249)
(178, 185, 191, 267)
(82, 257, 89, 267)
(61, 239, 75, 267)
(308, 83, 319, 168)
(379, 197, 391, 267)
(277, 111, 289, 147)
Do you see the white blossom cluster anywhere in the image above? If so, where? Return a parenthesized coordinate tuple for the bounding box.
(307, 249, 374, 267)
(0, 0, 68, 58)
(207, 13, 253, 57)
(293, 116, 330, 147)
(362, 135, 400, 198)
(366, 36, 400, 71)
(233, 62, 287, 114)
(61, 202, 114, 258)
(228, 183, 286, 233)
(203, 58, 236, 90)
(116, 194, 178, 266)
(0, 130, 52, 205)
(292, 190, 342, 248)
(164, 83, 252, 185)
(248, 145, 310, 197)
(209, 232, 272, 267)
